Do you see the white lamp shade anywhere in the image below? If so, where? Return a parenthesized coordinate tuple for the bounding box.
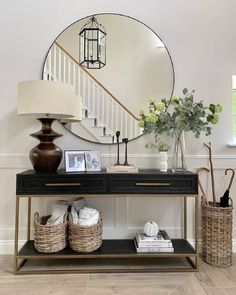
(17, 80, 76, 119)
(61, 95, 83, 123)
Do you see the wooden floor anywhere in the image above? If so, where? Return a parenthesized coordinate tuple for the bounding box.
(0, 255, 236, 294)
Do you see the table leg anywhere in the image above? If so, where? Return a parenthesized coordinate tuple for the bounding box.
(14, 195, 20, 273)
(27, 197, 31, 241)
(184, 196, 187, 239)
(195, 195, 199, 270)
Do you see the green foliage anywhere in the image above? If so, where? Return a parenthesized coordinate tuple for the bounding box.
(139, 89, 222, 140)
(146, 140, 170, 152)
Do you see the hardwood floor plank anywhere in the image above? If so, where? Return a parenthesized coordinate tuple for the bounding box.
(88, 273, 191, 286)
(0, 274, 88, 295)
(0, 255, 12, 276)
(87, 273, 191, 295)
(195, 260, 236, 288)
(204, 287, 236, 295)
(86, 285, 171, 295)
(0, 255, 236, 295)
(170, 275, 207, 295)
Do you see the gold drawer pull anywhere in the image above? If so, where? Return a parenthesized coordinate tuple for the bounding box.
(136, 182, 171, 186)
(45, 183, 81, 187)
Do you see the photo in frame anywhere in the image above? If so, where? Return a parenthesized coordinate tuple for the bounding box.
(85, 151, 101, 171)
(64, 150, 86, 172)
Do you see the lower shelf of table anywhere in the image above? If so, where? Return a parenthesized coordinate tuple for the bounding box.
(18, 239, 196, 258)
(15, 239, 198, 273)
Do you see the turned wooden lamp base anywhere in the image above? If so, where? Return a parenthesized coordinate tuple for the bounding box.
(30, 118, 63, 173)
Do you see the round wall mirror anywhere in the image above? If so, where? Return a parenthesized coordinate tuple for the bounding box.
(42, 13, 175, 144)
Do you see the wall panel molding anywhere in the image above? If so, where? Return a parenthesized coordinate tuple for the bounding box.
(1, 152, 236, 169)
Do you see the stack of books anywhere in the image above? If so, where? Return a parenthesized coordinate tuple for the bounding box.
(106, 165, 138, 173)
(134, 230, 174, 253)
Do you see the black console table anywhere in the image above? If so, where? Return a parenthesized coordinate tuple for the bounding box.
(14, 169, 198, 274)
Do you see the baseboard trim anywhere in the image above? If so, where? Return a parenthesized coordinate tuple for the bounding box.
(0, 240, 25, 255)
(1, 239, 236, 255)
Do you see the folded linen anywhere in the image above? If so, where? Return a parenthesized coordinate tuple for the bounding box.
(73, 198, 86, 212)
(69, 204, 79, 224)
(46, 201, 68, 225)
(78, 207, 99, 226)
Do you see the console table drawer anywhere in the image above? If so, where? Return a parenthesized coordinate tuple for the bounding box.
(16, 174, 107, 195)
(109, 174, 198, 194)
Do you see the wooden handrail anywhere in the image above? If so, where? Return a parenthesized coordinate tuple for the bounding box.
(55, 41, 139, 121)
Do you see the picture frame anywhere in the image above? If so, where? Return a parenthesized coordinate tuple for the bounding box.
(85, 151, 101, 171)
(64, 150, 86, 172)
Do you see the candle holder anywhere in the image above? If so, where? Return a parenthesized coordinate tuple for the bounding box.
(114, 131, 121, 165)
(122, 138, 130, 166)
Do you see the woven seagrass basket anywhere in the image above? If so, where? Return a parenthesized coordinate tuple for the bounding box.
(34, 212, 67, 253)
(201, 199, 233, 267)
(68, 215, 102, 253)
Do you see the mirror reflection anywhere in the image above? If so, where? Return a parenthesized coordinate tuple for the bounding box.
(42, 13, 175, 144)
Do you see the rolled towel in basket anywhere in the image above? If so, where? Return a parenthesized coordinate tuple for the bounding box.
(46, 201, 68, 225)
(73, 197, 86, 212)
(69, 204, 79, 224)
(78, 207, 99, 226)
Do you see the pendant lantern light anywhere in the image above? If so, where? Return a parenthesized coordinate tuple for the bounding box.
(79, 16, 106, 69)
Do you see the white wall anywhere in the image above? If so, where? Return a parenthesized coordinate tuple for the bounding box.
(1, 0, 236, 254)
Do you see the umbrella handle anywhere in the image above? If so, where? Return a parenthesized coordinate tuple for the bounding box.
(225, 168, 235, 190)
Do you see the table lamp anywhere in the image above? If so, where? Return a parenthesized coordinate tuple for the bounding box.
(17, 80, 76, 173)
(60, 95, 83, 124)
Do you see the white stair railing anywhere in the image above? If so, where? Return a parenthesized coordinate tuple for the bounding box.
(43, 42, 142, 141)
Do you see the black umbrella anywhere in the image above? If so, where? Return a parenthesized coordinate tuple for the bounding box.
(220, 168, 235, 207)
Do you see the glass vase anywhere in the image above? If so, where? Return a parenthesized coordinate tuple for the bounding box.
(172, 132, 186, 172)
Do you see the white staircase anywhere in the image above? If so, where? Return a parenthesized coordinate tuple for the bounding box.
(43, 42, 142, 143)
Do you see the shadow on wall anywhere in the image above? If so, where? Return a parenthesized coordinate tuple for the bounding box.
(0, 108, 40, 153)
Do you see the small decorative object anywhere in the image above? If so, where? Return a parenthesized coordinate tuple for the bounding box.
(107, 133, 138, 173)
(122, 138, 130, 166)
(85, 151, 101, 171)
(159, 151, 168, 172)
(115, 131, 121, 165)
(64, 150, 86, 172)
(146, 139, 169, 172)
(139, 88, 222, 172)
(144, 221, 159, 237)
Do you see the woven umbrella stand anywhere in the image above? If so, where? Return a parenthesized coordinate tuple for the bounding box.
(201, 200, 233, 267)
(201, 143, 233, 267)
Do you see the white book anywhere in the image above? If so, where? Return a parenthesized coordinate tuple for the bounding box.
(134, 239, 174, 253)
(136, 231, 171, 245)
(135, 237, 172, 248)
(106, 165, 138, 173)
